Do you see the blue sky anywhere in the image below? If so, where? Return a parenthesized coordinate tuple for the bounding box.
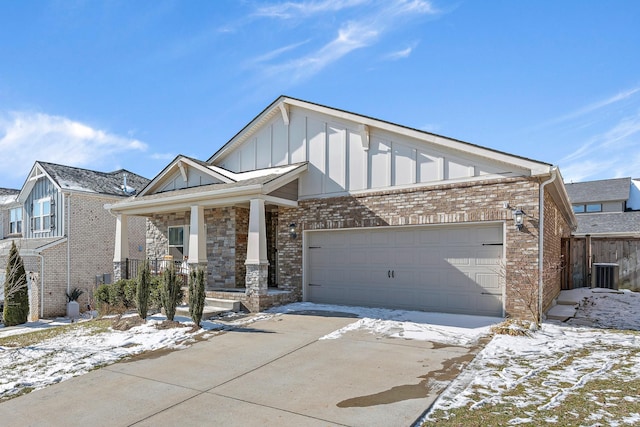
(0, 0, 638, 189)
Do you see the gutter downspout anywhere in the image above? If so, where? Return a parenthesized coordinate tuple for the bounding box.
(66, 193, 71, 295)
(538, 167, 558, 323)
(35, 252, 45, 318)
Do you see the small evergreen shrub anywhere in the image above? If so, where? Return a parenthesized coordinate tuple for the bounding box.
(3, 241, 29, 326)
(188, 267, 206, 327)
(94, 280, 136, 314)
(136, 260, 151, 320)
(161, 266, 182, 321)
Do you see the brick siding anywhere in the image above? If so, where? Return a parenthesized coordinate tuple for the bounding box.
(276, 176, 571, 319)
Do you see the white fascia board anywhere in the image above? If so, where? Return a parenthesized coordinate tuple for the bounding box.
(261, 163, 308, 194)
(139, 156, 235, 197)
(550, 168, 578, 229)
(110, 184, 264, 215)
(210, 98, 286, 164)
(261, 195, 298, 207)
(18, 162, 60, 202)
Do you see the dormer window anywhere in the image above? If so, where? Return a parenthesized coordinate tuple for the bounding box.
(10, 208, 22, 234)
(32, 198, 52, 232)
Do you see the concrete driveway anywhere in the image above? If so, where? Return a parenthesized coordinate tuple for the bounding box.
(0, 310, 485, 427)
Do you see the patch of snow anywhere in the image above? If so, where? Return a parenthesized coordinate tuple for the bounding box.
(269, 302, 499, 346)
(422, 288, 640, 425)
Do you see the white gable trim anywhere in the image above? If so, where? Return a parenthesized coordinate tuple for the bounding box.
(139, 156, 235, 197)
(210, 97, 552, 177)
(18, 162, 60, 203)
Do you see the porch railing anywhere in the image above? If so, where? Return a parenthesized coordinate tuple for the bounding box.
(124, 258, 189, 280)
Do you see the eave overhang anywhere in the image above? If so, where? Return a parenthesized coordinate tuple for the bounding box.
(107, 163, 307, 216)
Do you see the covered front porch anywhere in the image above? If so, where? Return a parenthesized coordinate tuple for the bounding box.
(107, 159, 307, 312)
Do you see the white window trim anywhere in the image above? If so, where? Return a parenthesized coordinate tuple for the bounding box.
(10, 207, 22, 234)
(32, 198, 52, 233)
(168, 225, 189, 257)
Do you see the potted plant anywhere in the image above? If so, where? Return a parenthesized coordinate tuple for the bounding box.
(66, 287, 84, 319)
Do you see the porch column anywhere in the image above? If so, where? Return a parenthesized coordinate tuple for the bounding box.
(113, 213, 129, 281)
(188, 205, 207, 268)
(245, 198, 269, 295)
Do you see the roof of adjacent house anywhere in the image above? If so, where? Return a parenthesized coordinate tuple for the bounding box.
(0, 188, 19, 196)
(0, 188, 19, 205)
(573, 211, 640, 236)
(37, 162, 150, 196)
(565, 177, 631, 204)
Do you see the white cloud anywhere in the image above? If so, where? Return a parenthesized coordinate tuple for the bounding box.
(546, 86, 640, 126)
(257, 1, 436, 83)
(249, 40, 311, 64)
(150, 152, 176, 161)
(0, 111, 147, 184)
(383, 41, 418, 61)
(265, 21, 379, 82)
(254, 0, 370, 19)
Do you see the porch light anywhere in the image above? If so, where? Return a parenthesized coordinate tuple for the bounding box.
(513, 209, 525, 231)
(289, 223, 297, 239)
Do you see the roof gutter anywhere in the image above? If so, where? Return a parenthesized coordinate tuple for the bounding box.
(538, 166, 558, 323)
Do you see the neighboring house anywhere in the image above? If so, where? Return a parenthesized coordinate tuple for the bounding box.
(109, 96, 576, 320)
(0, 162, 149, 319)
(564, 177, 640, 290)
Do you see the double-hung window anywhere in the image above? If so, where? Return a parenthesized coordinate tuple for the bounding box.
(10, 208, 22, 234)
(168, 225, 186, 258)
(32, 198, 52, 232)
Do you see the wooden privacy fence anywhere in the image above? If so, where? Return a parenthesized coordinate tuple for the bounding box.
(562, 237, 640, 290)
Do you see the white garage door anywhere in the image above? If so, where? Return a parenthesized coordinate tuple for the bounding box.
(306, 223, 504, 316)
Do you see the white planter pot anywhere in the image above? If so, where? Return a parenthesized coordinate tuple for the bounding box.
(67, 301, 80, 318)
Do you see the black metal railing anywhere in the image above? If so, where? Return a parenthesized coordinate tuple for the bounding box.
(124, 258, 190, 280)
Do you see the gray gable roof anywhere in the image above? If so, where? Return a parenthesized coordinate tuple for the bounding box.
(574, 211, 640, 236)
(565, 177, 631, 204)
(38, 162, 150, 196)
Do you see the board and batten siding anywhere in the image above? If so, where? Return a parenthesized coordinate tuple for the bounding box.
(217, 106, 524, 199)
(157, 169, 221, 193)
(24, 178, 64, 239)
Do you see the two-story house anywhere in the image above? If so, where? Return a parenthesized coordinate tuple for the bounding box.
(0, 161, 149, 319)
(564, 177, 640, 290)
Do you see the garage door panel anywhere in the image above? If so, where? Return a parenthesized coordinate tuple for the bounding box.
(306, 224, 504, 316)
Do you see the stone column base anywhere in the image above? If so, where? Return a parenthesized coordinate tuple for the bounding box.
(245, 263, 269, 296)
(113, 261, 125, 282)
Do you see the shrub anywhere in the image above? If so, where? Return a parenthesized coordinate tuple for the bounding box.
(188, 267, 206, 327)
(3, 241, 29, 326)
(136, 261, 151, 320)
(148, 276, 163, 313)
(94, 280, 136, 315)
(161, 266, 183, 321)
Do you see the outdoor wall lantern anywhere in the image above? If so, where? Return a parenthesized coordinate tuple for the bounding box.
(513, 209, 525, 231)
(289, 222, 297, 239)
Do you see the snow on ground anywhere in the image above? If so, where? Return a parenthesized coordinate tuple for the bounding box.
(423, 288, 640, 425)
(1, 287, 639, 423)
(268, 302, 498, 346)
(0, 312, 270, 400)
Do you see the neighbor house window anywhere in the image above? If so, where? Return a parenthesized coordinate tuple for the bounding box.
(572, 204, 602, 214)
(10, 208, 22, 234)
(32, 198, 51, 232)
(168, 225, 185, 258)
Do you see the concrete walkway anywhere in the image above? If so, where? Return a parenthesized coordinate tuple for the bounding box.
(0, 311, 482, 427)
